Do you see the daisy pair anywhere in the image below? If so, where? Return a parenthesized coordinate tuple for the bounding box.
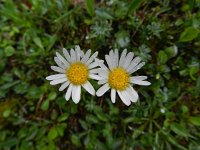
(46, 45, 151, 106)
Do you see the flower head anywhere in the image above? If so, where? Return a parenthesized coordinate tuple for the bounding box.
(96, 49, 151, 106)
(46, 45, 100, 104)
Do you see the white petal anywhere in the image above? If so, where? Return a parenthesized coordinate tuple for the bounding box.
(72, 85, 81, 104)
(81, 49, 91, 63)
(98, 69, 108, 78)
(95, 59, 109, 71)
(109, 50, 114, 65)
(89, 74, 103, 80)
(82, 81, 95, 96)
(59, 81, 70, 91)
(117, 90, 131, 106)
(50, 78, 67, 85)
(46, 74, 66, 80)
(129, 62, 145, 74)
(96, 83, 110, 96)
(105, 55, 114, 70)
(75, 45, 84, 58)
(63, 48, 71, 62)
(70, 48, 77, 62)
(56, 52, 69, 67)
(86, 52, 98, 65)
(109, 49, 114, 56)
(51, 66, 65, 73)
(54, 57, 66, 69)
(126, 86, 139, 102)
(130, 79, 151, 86)
(90, 68, 100, 74)
(111, 89, 116, 103)
(123, 52, 134, 69)
(97, 79, 108, 85)
(75, 45, 81, 61)
(124, 90, 136, 103)
(88, 62, 98, 69)
(130, 76, 148, 81)
(127, 57, 141, 72)
(114, 49, 119, 67)
(65, 84, 73, 101)
(109, 50, 117, 68)
(119, 49, 127, 67)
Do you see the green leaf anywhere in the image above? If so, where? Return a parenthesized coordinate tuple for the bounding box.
(58, 113, 69, 122)
(0, 138, 18, 148)
(194, 77, 200, 96)
(158, 51, 168, 64)
(55, 124, 66, 136)
(181, 105, 189, 114)
(189, 66, 198, 80)
(3, 109, 11, 118)
(86, 115, 98, 124)
(170, 123, 190, 137)
(128, 0, 143, 13)
(115, 30, 130, 48)
(47, 92, 57, 101)
(95, 9, 114, 20)
(189, 116, 200, 126)
(163, 132, 187, 150)
(164, 45, 178, 58)
(33, 37, 44, 50)
(94, 108, 108, 122)
(179, 27, 199, 42)
(86, 0, 95, 17)
(48, 127, 58, 140)
(4, 46, 15, 57)
(71, 135, 81, 147)
(14, 82, 29, 94)
(47, 35, 57, 51)
(40, 100, 49, 111)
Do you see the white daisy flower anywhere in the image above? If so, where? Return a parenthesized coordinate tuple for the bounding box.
(96, 49, 151, 106)
(46, 45, 100, 104)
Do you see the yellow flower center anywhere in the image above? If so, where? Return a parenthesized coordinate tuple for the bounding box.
(66, 62, 88, 85)
(108, 67, 129, 91)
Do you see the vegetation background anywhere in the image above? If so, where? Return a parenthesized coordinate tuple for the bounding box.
(0, 0, 200, 149)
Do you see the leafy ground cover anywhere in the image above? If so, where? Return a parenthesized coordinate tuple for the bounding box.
(0, 0, 200, 149)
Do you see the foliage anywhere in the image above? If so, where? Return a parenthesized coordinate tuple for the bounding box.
(0, 0, 200, 149)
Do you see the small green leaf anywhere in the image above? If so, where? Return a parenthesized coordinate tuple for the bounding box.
(179, 27, 199, 42)
(33, 37, 44, 49)
(181, 105, 189, 114)
(71, 135, 81, 147)
(95, 9, 114, 20)
(0, 138, 18, 148)
(170, 123, 190, 137)
(163, 132, 187, 150)
(55, 124, 66, 136)
(58, 113, 69, 122)
(4, 46, 15, 57)
(47, 35, 57, 51)
(48, 127, 58, 140)
(86, 0, 95, 17)
(14, 82, 29, 94)
(94, 109, 108, 122)
(189, 116, 200, 126)
(189, 66, 198, 80)
(115, 30, 130, 48)
(164, 45, 178, 58)
(158, 51, 168, 64)
(128, 0, 143, 13)
(47, 92, 57, 101)
(40, 100, 49, 111)
(86, 115, 98, 124)
(3, 109, 11, 118)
